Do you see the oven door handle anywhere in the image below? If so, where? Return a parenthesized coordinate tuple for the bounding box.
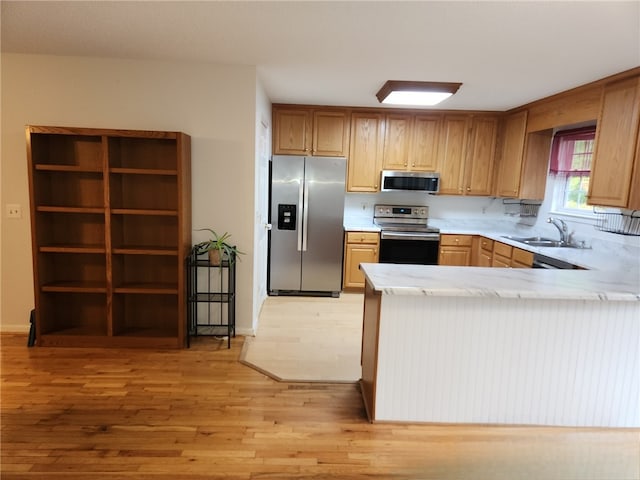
(380, 232, 440, 241)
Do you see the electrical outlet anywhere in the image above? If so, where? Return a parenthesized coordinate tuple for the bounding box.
(6, 204, 22, 219)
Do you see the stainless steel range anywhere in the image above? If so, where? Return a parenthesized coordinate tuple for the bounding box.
(374, 204, 440, 265)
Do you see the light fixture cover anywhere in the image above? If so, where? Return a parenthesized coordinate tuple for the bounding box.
(376, 81, 462, 106)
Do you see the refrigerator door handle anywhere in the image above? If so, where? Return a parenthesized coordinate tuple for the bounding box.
(297, 179, 304, 251)
(302, 181, 310, 251)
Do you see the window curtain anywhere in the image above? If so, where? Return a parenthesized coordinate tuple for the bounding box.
(549, 126, 596, 173)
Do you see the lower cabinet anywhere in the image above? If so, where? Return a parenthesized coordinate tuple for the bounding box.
(511, 247, 534, 268)
(472, 236, 534, 268)
(488, 240, 534, 268)
(477, 237, 494, 267)
(438, 234, 473, 266)
(491, 241, 513, 268)
(345, 232, 532, 278)
(343, 231, 379, 289)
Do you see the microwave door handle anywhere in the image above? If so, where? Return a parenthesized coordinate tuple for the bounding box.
(297, 179, 303, 252)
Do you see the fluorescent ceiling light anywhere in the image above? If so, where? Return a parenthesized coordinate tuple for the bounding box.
(376, 81, 462, 106)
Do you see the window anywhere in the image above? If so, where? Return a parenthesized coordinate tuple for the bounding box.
(549, 127, 596, 215)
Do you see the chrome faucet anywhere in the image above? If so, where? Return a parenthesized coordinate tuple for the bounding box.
(547, 217, 570, 244)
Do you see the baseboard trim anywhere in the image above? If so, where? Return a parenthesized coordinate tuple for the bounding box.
(1, 324, 30, 333)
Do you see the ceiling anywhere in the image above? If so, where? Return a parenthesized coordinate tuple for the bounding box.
(2, 1, 639, 111)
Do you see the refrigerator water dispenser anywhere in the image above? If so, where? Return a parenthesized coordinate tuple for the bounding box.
(277, 204, 297, 230)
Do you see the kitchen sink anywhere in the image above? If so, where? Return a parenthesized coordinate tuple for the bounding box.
(521, 239, 564, 247)
(501, 236, 587, 248)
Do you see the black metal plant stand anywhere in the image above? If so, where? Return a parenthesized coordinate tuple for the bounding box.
(186, 246, 236, 348)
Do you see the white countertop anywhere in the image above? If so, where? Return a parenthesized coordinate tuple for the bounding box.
(343, 217, 380, 232)
(360, 263, 640, 301)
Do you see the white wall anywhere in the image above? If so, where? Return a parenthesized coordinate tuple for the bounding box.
(0, 52, 3, 331)
(1, 53, 259, 334)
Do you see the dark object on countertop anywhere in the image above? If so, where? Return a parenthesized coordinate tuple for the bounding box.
(27, 309, 36, 347)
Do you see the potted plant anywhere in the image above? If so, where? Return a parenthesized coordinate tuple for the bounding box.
(195, 229, 244, 266)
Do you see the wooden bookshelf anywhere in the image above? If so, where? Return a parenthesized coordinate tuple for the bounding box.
(27, 126, 191, 348)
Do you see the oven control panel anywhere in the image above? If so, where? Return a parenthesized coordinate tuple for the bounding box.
(374, 204, 428, 219)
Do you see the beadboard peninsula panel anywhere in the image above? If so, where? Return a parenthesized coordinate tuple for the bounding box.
(373, 295, 639, 427)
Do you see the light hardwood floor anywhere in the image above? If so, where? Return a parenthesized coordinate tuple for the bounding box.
(2, 328, 639, 478)
(240, 293, 364, 382)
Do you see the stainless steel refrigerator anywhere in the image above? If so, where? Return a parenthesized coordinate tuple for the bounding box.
(268, 155, 346, 297)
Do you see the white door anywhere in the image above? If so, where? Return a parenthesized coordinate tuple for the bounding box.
(254, 120, 270, 326)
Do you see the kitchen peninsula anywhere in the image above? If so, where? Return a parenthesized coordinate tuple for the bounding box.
(359, 263, 640, 427)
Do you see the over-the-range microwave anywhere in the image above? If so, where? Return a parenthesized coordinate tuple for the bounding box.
(380, 170, 440, 193)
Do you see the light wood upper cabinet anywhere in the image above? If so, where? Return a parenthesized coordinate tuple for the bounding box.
(312, 110, 350, 157)
(495, 110, 552, 200)
(518, 130, 553, 200)
(273, 106, 350, 157)
(438, 115, 469, 195)
(465, 116, 499, 196)
(347, 112, 385, 192)
(496, 111, 528, 197)
(382, 113, 441, 172)
(411, 114, 441, 171)
(382, 114, 413, 170)
(438, 115, 499, 195)
(588, 76, 640, 209)
(273, 108, 310, 155)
